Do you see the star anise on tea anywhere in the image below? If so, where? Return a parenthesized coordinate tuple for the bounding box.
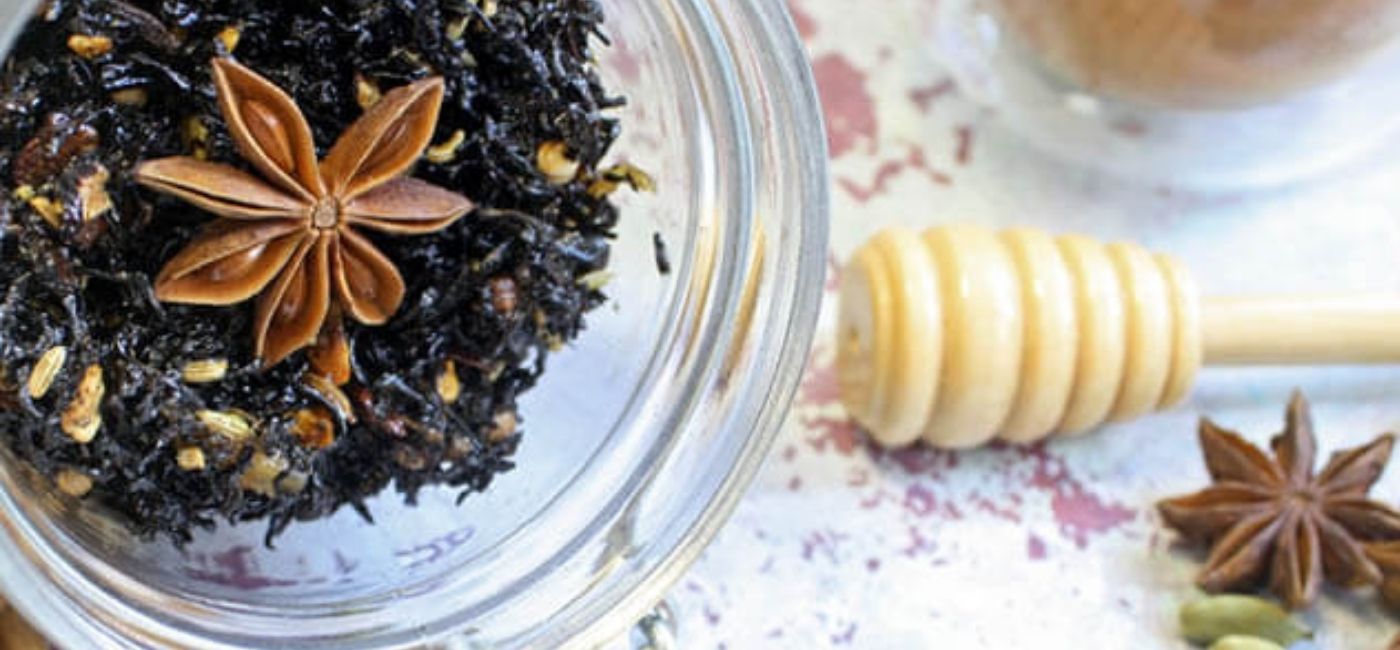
(1158, 392, 1400, 609)
(136, 58, 474, 370)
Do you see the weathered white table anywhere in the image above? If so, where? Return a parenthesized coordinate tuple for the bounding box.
(664, 1, 1400, 647)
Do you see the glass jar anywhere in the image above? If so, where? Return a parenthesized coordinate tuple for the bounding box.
(0, 0, 829, 647)
(936, 0, 1400, 188)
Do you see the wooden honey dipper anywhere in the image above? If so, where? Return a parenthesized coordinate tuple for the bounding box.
(838, 224, 1400, 449)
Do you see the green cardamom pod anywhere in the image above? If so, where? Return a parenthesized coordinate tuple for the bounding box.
(1180, 595, 1311, 646)
(1209, 635, 1286, 650)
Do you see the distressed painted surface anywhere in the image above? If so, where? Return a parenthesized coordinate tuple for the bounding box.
(662, 0, 1400, 647)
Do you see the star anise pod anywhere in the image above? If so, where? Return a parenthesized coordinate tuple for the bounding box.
(135, 58, 474, 369)
(1158, 392, 1400, 609)
(1366, 540, 1400, 613)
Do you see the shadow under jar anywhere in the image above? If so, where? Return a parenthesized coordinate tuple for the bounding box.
(0, 0, 828, 648)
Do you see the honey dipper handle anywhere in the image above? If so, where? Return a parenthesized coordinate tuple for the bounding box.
(1202, 295, 1400, 365)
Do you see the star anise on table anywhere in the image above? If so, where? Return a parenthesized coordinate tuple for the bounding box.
(1158, 392, 1400, 609)
(135, 58, 474, 374)
(1366, 540, 1400, 613)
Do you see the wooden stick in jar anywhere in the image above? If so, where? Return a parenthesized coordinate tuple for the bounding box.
(837, 224, 1400, 449)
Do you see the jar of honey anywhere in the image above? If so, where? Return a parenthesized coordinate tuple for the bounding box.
(937, 0, 1400, 187)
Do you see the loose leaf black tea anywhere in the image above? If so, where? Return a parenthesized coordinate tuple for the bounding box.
(0, 0, 633, 544)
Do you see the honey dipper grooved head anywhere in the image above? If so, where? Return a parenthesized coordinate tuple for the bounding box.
(837, 224, 1202, 449)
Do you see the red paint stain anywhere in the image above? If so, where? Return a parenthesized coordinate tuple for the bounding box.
(801, 529, 850, 563)
(902, 524, 938, 557)
(973, 494, 1021, 523)
(186, 546, 298, 591)
(812, 54, 878, 158)
(838, 146, 952, 203)
(838, 160, 906, 203)
(903, 484, 963, 519)
(1050, 485, 1136, 548)
(788, 476, 803, 491)
(1027, 534, 1048, 561)
(799, 346, 841, 407)
(909, 78, 957, 113)
(860, 489, 891, 510)
(834, 439, 1135, 560)
(903, 485, 935, 515)
(885, 445, 959, 479)
(787, 0, 818, 40)
(802, 414, 865, 456)
(781, 444, 798, 462)
(955, 125, 975, 165)
(1024, 447, 1136, 548)
(905, 145, 953, 181)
